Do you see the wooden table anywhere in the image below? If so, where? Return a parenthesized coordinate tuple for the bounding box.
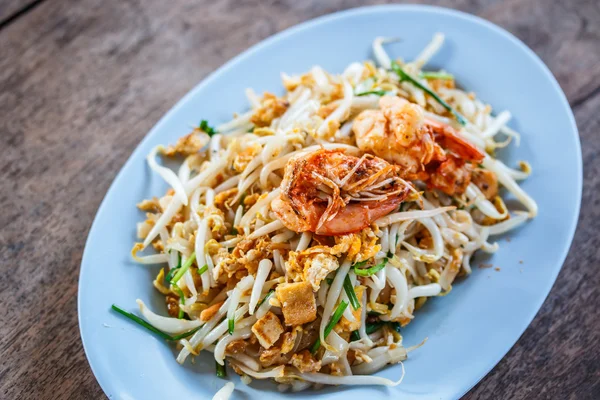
(1, 1, 598, 398)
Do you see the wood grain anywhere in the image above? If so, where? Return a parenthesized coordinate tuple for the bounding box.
(0, 0, 598, 399)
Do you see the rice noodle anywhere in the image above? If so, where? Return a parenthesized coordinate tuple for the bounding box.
(376, 207, 456, 227)
(414, 32, 444, 68)
(147, 146, 188, 206)
(212, 382, 234, 400)
(249, 259, 273, 314)
(136, 300, 203, 334)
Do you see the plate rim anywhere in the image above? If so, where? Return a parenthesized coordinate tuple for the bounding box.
(78, 4, 583, 399)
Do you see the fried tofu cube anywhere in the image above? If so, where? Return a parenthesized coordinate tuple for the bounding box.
(275, 281, 317, 326)
(252, 311, 284, 349)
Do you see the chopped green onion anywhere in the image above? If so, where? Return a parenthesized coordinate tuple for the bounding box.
(391, 61, 466, 126)
(112, 304, 172, 340)
(356, 90, 387, 97)
(111, 304, 201, 341)
(257, 290, 275, 308)
(389, 321, 402, 334)
(197, 264, 208, 275)
(170, 252, 196, 284)
(366, 321, 387, 334)
(199, 119, 217, 136)
(216, 360, 227, 378)
(239, 192, 247, 209)
(311, 300, 349, 354)
(343, 275, 360, 310)
(354, 258, 388, 277)
(419, 71, 454, 80)
(172, 284, 186, 319)
(228, 318, 235, 335)
(350, 320, 401, 342)
(165, 254, 182, 282)
(170, 326, 202, 341)
(165, 268, 178, 283)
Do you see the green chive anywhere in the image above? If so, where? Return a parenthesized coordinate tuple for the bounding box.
(356, 90, 387, 97)
(419, 71, 454, 80)
(228, 318, 235, 335)
(165, 254, 182, 282)
(216, 360, 227, 378)
(165, 268, 178, 283)
(350, 321, 394, 342)
(391, 61, 466, 126)
(257, 290, 275, 308)
(199, 119, 217, 136)
(311, 300, 349, 354)
(170, 252, 196, 284)
(354, 258, 388, 277)
(343, 275, 361, 311)
(170, 326, 202, 341)
(112, 304, 202, 341)
(172, 284, 186, 319)
(366, 321, 387, 335)
(112, 304, 172, 340)
(197, 264, 208, 275)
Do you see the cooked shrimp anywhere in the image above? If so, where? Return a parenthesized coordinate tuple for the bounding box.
(353, 96, 438, 175)
(353, 96, 485, 195)
(272, 149, 410, 235)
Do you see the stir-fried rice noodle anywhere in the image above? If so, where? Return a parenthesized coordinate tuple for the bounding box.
(129, 33, 537, 390)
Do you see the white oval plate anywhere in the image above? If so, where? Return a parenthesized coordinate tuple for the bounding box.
(79, 5, 581, 400)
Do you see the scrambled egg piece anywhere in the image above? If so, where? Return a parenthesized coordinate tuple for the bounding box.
(252, 311, 284, 349)
(250, 93, 289, 127)
(232, 142, 262, 173)
(285, 230, 378, 284)
(137, 197, 162, 213)
(276, 282, 317, 326)
(162, 131, 208, 157)
(216, 237, 283, 277)
(214, 188, 238, 210)
(303, 253, 339, 291)
(290, 350, 321, 373)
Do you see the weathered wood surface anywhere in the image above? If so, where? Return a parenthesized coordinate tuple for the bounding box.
(0, 0, 598, 399)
